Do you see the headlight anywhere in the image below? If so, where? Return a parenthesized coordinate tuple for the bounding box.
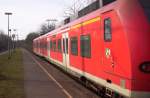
(139, 62, 150, 73)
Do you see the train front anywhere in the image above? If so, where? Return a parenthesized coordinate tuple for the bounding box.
(118, 0, 150, 97)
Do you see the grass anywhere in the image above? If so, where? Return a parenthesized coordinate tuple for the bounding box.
(0, 49, 24, 98)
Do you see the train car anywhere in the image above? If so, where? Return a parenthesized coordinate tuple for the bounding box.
(34, 34, 49, 56)
(33, 37, 40, 55)
(33, 0, 150, 98)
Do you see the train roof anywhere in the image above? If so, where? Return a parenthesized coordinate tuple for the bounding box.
(46, 0, 118, 36)
(34, 0, 126, 40)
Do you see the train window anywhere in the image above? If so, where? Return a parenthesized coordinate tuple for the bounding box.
(53, 40, 56, 51)
(43, 42, 45, 48)
(43, 42, 45, 49)
(80, 35, 91, 58)
(50, 41, 53, 50)
(104, 18, 112, 42)
(71, 37, 78, 56)
(66, 38, 68, 54)
(63, 38, 65, 53)
(139, 0, 150, 22)
(58, 39, 62, 52)
(44, 42, 46, 49)
(63, 38, 68, 54)
(103, 0, 116, 6)
(44, 42, 47, 49)
(39, 43, 40, 48)
(41, 42, 43, 48)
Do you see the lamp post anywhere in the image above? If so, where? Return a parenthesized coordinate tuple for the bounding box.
(9, 29, 12, 55)
(12, 33, 15, 50)
(13, 29, 19, 48)
(13, 29, 17, 49)
(5, 12, 12, 59)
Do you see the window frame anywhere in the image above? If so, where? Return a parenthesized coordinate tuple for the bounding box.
(50, 40, 53, 51)
(70, 37, 78, 56)
(66, 38, 68, 54)
(104, 18, 112, 42)
(53, 40, 56, 52)
(80, 35, 91, 58)
(63, 38, 65, 53)
(57, 39, 62, 52)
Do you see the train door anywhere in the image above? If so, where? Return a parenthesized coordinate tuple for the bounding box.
(62, 33, 69, 69)
(102, 12, 115, 73)
(47, 37, 50, 58)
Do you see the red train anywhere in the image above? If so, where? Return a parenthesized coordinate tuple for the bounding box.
(33, 0, 150, 98)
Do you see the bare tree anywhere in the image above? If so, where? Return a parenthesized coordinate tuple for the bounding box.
(0, 30, 11, 52)
(63, 0, 95, 17)
(25, 32, 39, 51)
(39, 23, 55, 35)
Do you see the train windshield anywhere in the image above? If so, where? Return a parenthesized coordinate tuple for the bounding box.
(139, 0, 150, 22)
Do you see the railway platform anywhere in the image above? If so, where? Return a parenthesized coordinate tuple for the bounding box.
(23, 49, 100, 98)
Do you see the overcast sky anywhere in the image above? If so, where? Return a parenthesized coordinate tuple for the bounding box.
(0, 0, 74, 39)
